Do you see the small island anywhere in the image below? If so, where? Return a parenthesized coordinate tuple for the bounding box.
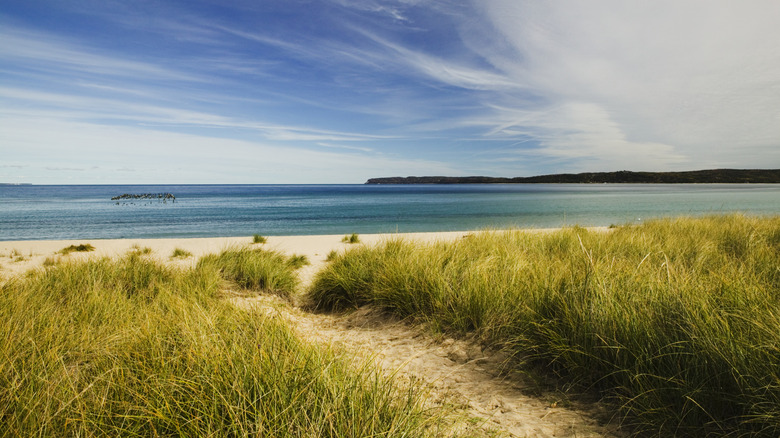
(366, 169, 780, 184)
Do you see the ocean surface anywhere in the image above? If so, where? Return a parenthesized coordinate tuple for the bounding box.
(1, 184, 778, 241)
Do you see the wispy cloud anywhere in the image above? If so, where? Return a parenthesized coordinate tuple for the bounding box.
(349, 27, 520, 91)
(316, 142, 375, 153)
(0, 26, 201, 83)
(0, 114, 457, 184)
(0, 87, 396, 144)
(464, 0, 780, 170)
(331, 0, 416, 22)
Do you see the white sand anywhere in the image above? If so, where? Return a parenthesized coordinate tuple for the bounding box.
(0, 231, 471, 279)
(0, 228, 607, 280)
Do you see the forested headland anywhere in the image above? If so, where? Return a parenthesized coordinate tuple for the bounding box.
(365, 169, 780, 184)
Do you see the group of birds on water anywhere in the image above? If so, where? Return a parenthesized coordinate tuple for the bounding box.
(112, 193, 175, 205)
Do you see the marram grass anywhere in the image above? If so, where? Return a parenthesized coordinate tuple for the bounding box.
(197, 246, 301, 299)
(1, 251, 442, 437)
(309, 214, 780, 437)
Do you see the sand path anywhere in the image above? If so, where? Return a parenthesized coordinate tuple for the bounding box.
(238, 294, 621, 437)
(1, 230, 620, 437)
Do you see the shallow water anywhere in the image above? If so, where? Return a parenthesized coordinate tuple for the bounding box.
(1, 184, 778, 240)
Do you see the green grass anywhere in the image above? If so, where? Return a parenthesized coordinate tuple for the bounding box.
(309, 214, 780, 437)
(58, 243, 96, 255)
(170, 247, 193, 259)
(197, 247, 301, 300)
(286, 254, 310, 269)
(129, 244, 152, 255)
(0, 252, 444, 437)
(342, 233, 360, 244)
(252, 234, 267, 244)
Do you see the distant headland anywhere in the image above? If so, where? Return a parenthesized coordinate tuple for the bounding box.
(365, 169, 780, 184)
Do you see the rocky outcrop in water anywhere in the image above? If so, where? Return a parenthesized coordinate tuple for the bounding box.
(112, 193, 175, 204)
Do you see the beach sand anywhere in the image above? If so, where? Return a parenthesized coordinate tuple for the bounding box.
(1, 228, 599, 281)
(0, 231, 472, 281)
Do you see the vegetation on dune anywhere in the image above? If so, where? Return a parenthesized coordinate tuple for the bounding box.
(170, 247, 193, 259)
(0, 251, 441, 437)
(342, 233, 360, 244)
(128, 244, 152, 256)
(252, 234, 267, 244)
(58, 243, 96, 255)
(285, 254, 310, 269)
(309, 214, 780, 437)
(365, 168, 780, 184)
(197, 247, 301, 299)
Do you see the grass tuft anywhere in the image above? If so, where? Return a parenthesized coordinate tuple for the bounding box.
(252, 234, 267, 244)
(342, 233, 360, 244)
(128, 244, 152, 256)
(58, 243, 96, 255)
(170, 247, 193, 259)
(197, 247, 299, 299)
(286, 254, 310, 269)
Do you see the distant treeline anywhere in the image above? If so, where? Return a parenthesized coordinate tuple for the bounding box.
(365, 169, 780, 184)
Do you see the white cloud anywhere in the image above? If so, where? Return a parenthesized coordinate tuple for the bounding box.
(0, 115, 457, 184)
(316, 142, 375, 153)
(351, 28, 520, 91)
(467, 0, 780, 170)
(0, 87, 397, 144)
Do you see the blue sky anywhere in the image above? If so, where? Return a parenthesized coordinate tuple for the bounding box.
(2, 0, 779, 184)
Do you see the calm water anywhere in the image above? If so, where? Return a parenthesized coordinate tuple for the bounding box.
(0, 184, 778, 240)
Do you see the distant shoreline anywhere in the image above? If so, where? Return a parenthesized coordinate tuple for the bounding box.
(365, 169, 780, 184)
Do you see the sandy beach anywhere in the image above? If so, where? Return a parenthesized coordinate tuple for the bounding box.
(0, 231, 473, 281)
(1, 227, 606, 281)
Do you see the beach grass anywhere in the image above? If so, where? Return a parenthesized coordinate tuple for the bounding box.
(129, 244, 152, 256)
(252, 234, 267, 244)
(58, 243, 96, 255)
(343, 233, 360, 244)
(196, 246, 301, 300)
(308, 214, 780, 436)
(0, 252, 443, 437)
(170, 247, 193, 258)
(286, 253, 310, 269)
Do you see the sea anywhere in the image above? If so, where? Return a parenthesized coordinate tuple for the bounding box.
(1, 184, 778, 241)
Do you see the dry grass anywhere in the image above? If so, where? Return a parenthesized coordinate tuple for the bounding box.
(309, 214, 780, 437)
(1, 251, 443, 437)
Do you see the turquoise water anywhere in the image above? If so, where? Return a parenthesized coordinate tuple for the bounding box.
(1, 184, 777, 240)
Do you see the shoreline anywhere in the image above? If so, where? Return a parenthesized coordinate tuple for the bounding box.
(0, 228, 607, 281)
(0, 231, 480, 281)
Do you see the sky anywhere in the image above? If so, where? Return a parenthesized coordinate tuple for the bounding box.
(1, 0, 779, 184)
